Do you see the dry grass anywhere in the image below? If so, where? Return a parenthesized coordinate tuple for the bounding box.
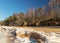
(14, 26, 60, 32)
(1, 26, 60, 32)
(32, 27, 60, 32)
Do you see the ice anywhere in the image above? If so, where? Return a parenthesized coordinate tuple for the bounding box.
(0, 30, 7, 43)
(0, 27, 60, 43)
(15, 37, 37, 43)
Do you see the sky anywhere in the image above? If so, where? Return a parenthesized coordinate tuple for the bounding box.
(0, 0, 50, 21)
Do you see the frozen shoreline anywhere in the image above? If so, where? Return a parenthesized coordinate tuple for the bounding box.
(0, 26, 60, 43)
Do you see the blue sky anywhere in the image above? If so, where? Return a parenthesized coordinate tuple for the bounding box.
(0, 0, 50, 21)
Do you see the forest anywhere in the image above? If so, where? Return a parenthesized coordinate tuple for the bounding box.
(0, 0, 60, 26)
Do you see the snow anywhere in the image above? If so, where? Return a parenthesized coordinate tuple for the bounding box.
(0, 30, 7, 43)
(15, 37, 37, 43)
(0, 26, 60, 43)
